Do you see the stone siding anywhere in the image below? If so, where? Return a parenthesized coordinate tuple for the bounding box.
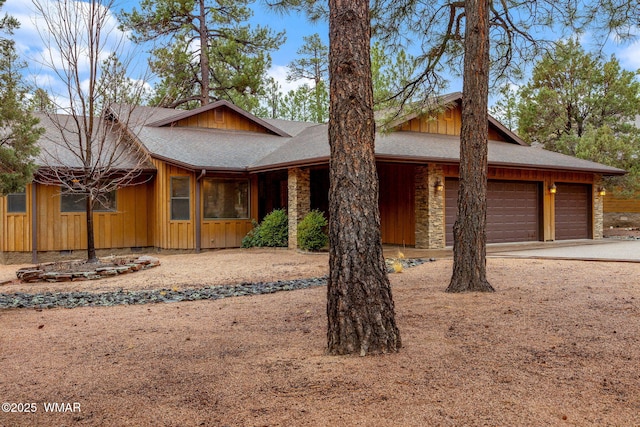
(415, 164, 445, 249)
(287, 168, 311, 249)
(593, 176, 604, 239)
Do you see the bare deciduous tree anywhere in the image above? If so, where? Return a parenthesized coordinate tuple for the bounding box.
(32, 0, 152, 262)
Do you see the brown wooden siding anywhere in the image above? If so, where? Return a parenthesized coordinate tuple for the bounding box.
(201, 221, 253, 248)
(604, 196, 640, 213)
(395, 104, 506, 141)
(152, 158, 256, 250)
(379, 163, 415, 246)
(398, 107, 462, 135)
(488, 127, 507, 141)
(0, 184, 32, 252)
(443, 165, 595, 184)
(151, 159, 195, 250)
(174, 106, 269, 133)
(33, 183, 152, 251)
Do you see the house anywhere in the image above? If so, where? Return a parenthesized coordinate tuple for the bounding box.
(0, 93, 625, 263)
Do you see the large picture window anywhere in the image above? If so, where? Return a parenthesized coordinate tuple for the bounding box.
(171, 176, 190, 220)
(203, 178, 249, 219)
(61, 190, 117, 212)
(7, 191, 26, 213)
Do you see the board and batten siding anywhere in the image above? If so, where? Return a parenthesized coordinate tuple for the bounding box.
(395, 105, 507, 142)
(151, 159, 195, 250)
(604, 196, 640, 213)
(397, 106, 462, 135)
(151, 158, 258, 250)
(34, 183, 152, 251)
(174, 106, 270, 133)
(0, 184, 32, 252)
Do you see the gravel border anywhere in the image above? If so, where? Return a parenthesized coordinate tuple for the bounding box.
(0, 258, 430, 310)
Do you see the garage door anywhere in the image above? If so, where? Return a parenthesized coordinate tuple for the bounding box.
(446, 179, 540, 245)
(555, 183, 591, 240)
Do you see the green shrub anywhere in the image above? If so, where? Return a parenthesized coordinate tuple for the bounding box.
(297, 210, 328, 251)
(258, 209, 288, 247)
(241, 219, 262, 248)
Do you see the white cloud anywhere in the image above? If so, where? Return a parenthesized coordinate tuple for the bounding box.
(617, 41, 640, 70)
(267, 64, 308, 94)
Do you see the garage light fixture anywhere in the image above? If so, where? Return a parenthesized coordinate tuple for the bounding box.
(549, 183, 557, 194)
(435, 180, 444, 192)
(598, 187, 606, 196)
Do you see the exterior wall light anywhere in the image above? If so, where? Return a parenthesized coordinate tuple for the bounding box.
(435, 180, 444, 192)
(549, 183, 557, 194)
(598, 187, 606, 196)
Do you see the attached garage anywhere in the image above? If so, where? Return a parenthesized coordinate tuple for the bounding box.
(445, 179, 541, 245)
(555, 183, 591, 240)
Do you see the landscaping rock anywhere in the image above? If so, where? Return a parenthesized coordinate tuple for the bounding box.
(1, 258, 430, 310)
(14, 256, 161, 283)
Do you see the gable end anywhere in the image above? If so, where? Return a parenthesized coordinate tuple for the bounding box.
(147, 100, 290, 137)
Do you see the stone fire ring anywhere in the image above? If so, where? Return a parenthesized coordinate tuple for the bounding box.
(15, 256, 161, 283)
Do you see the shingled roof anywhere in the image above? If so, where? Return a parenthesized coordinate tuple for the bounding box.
(96, 97, 626, 176)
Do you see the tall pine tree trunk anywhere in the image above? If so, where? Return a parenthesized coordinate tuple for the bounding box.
(447, 0, 495, 293)
(198, 0, 210, 106)
(326, 0, 401, 355)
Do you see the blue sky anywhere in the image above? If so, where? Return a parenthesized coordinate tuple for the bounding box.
(3, 0, 639, 103)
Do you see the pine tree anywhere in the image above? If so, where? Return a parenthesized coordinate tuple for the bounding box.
(0, 1, 42, 195)
(517, 39, 640, 194)
(120, 0, 284, 110)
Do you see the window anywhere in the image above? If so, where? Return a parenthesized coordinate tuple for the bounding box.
(171, 176, 190, 220)
(94, 191, 117, 212)
(203, 178, 249, 219)
(7, 191, 26, 213)
(61, 193, 86, 212)
(61, 190, 117, 212)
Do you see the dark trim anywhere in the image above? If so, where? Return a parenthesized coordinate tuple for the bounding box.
(151, 154, 248, 174)
(195, 169, 206, 253)
(484, 161, 626, 176)
(248, 157, 331, 173)
(31, 184, 38, 264)
(375, 155, 626, 176)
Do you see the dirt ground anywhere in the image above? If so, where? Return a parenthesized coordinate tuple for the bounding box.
(1, 248, 639, 426)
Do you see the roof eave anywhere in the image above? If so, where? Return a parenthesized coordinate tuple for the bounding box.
(248, 157, 331, 173)
(150, 154, 249, 174)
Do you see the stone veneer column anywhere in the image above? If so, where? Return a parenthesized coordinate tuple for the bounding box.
(287, 167, 310, 249)
(593, 175, 604, 239)
(415, 164, 445, 249)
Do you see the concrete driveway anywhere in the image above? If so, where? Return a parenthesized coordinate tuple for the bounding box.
(489, 239, 640, 262)
(390, 238, 640, 262)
